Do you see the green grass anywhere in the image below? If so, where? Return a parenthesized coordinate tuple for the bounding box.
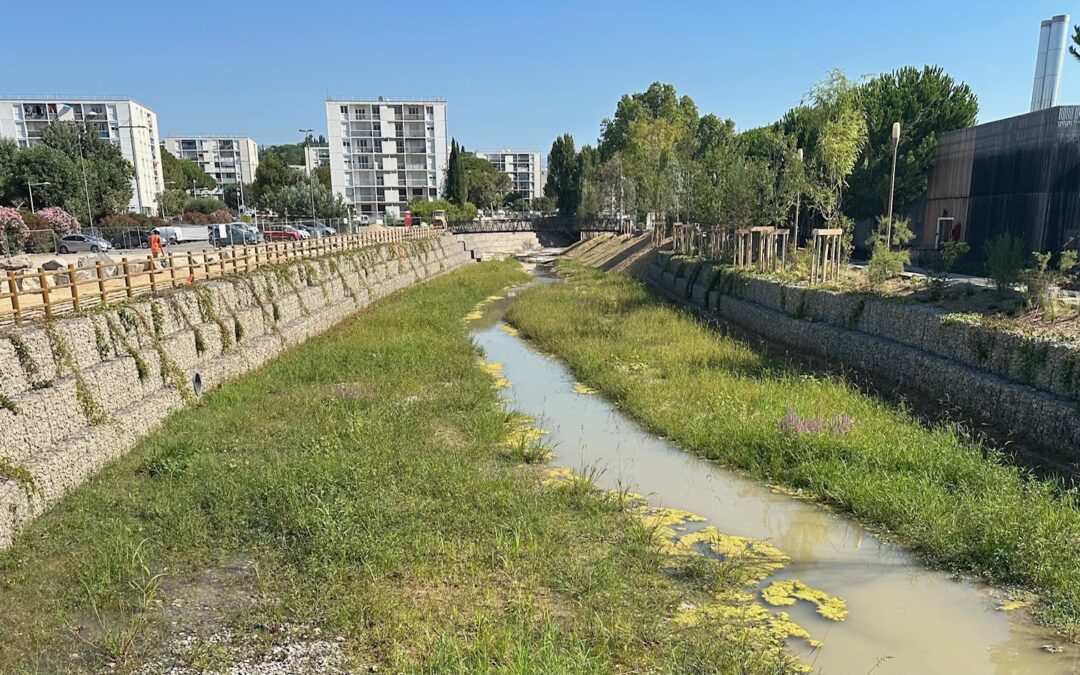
(0, 261, 795, 674)
(506, 262, 1080, 633)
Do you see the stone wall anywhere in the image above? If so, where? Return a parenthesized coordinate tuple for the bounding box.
(458, 232, 578, 261)
(643, 252, 1080, 458)
(0, 236, 472, 547)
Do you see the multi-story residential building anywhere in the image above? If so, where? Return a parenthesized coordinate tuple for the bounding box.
(162, 136, 259, 195)
(0, 98, 164, 215)
(475, 150, 544, 201)
(326, 98, 448, 218)
(304, 145, 330, 175)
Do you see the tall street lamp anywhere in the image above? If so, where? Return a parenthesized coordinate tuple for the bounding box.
(27, 181, 51, 213)
(299, 128, 316, 224)
(112, 123, 148, 215)
(793, 148, 803, 243)
(886, 121, 901, 250)
(79, 109, 101, 233)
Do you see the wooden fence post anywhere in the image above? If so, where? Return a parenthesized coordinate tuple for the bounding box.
(38, 268, 52, 318)
(122, 258, 133, 298)
(67, 264, 81, 312)
(96, 262, 107, 306)
(7, 271, 21, 324)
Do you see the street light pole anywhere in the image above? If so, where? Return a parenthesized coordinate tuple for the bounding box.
(80, 110, 99, 233)
(299, 128, 316, 225)
(794, 148, 803, 243)
(113, 124, 148, 215)
(27, 181, 50, 213)
(886, 122, 901, 250)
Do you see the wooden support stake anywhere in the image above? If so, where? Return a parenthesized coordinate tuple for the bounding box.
(7, 271, 21, 323)
(38, 268, 52, 318)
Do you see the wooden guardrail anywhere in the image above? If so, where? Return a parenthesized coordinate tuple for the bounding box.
(1, 227, 440, 328)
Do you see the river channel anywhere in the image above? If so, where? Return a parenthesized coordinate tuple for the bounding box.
(468, 270, 1079, 675)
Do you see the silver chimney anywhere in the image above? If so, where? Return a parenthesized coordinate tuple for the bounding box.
(1032, 15, 1070, 111)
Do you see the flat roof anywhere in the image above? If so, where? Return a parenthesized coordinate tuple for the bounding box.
(0, 95, 152, 109)
(326, 97, 446, 103)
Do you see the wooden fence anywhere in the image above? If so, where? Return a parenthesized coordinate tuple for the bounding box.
(1, 227, 441, 328)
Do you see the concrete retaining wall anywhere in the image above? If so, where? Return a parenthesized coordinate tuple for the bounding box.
(0, 236, 472, 547)
(644, 252, 1080, 458)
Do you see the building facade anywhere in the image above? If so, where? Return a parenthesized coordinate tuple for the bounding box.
(162, 136, 259, 195)
(0, 98, 164, 215)
(922, 105, 1080, 259)
(304, 145, 330, 175)
(326, 98, 448, 218)
(474, 150, 544, 200)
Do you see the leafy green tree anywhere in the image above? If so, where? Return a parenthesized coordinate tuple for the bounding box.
(263, 175, 347, 219)
(314, 166, 332, 190)
(624, 117, 684, 227)
(161, 147, 216, 192)
(183, 196, 230, 214)
(461, 154, 512, 209)
(260, 143, 306, 167)
(0, 138, 19, 200)
(846, 66, 977, 220)
(252, 154, 297, 204)
(156, 189, 188, 218)
(545, 134, 581, 216)
(599, 82, 700, 160)
(408, 199, 477, 222)
(8, 146, 81, 213)
(38, 122, 134, 222)
(781, 70, 867, 249)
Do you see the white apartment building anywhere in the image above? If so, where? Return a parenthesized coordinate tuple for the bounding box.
(304, 145, 330, 175)
(162, 136, 259, 194)
(326, 98, 448, 218)
(0, 98, 164, 215)
(475, 150, 544, 201)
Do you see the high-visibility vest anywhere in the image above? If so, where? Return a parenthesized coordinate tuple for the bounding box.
(149, 233, 162, 251)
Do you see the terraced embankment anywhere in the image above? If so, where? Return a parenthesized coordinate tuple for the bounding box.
(0, 236, 470, 547)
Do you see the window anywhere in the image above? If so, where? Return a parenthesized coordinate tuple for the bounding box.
(340, 105, 348, 115)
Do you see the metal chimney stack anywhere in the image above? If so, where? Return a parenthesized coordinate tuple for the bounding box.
(1032, 15, 1070, 111)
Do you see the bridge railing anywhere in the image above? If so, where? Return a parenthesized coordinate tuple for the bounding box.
(448, 217, 625, 234)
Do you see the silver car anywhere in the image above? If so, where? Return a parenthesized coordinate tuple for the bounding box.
(58, 234, 112, 254)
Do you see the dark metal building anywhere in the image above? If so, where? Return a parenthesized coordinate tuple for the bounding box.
(921, 105, 1080, 259)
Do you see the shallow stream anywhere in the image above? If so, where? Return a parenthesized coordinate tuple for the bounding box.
(469, 271, 1079, 675)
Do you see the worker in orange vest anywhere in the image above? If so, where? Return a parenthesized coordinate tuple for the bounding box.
(148, 229, 163, 257)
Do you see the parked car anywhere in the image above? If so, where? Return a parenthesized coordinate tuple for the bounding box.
(210, 224, 261, 247)
(108, 229, 154, 250)
(298, 224, 336, 238)
(58, 234, 112, 254)
(263, 225, 305, 242)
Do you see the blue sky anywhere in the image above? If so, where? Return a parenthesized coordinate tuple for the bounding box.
(6, 1, 1078, 156)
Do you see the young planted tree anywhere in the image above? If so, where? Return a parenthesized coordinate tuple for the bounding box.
(783, 70, 867, 254)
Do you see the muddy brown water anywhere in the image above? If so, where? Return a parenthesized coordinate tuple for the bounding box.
(470, 274, 1080, 675)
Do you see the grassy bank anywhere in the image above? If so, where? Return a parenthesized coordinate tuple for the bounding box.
(0, 261, 795, 674)
(505, 262, 1080, 633)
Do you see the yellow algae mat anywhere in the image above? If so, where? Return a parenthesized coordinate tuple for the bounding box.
(539, 465, 847, 667)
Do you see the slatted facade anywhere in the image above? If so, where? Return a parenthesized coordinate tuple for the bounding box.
(922, 106, 1080, 259)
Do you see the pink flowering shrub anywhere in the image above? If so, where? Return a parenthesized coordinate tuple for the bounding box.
(36, 206, 81, 236)
(0, 206, 30, 253)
